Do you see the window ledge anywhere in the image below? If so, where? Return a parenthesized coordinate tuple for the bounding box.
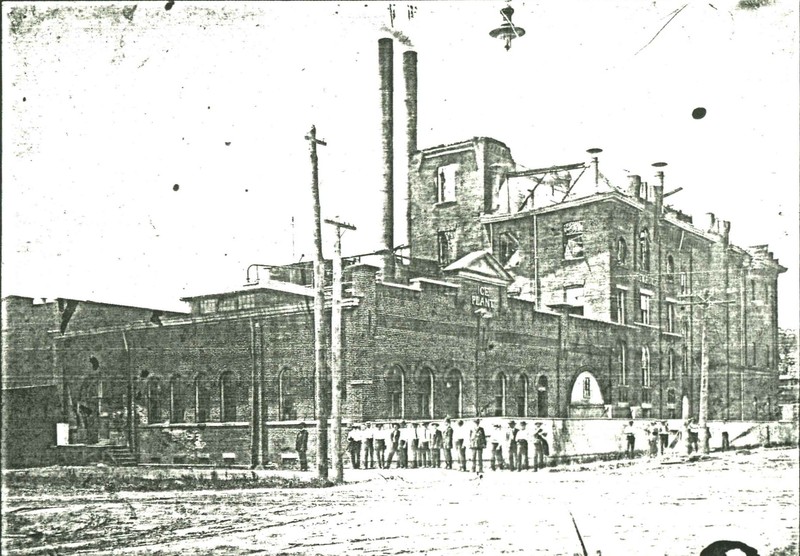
(434, 200, 457, 208)
(562, 257, 585, 263)
(635, 322, 659, 329)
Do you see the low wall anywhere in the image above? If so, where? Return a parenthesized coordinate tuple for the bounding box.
(47, 417, 800, 469)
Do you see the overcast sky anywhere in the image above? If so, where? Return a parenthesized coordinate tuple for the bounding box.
(2, 0, 798, 325)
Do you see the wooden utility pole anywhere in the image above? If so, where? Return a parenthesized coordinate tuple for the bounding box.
(325, 218, 356, 484)
(306, 125, 328, 480)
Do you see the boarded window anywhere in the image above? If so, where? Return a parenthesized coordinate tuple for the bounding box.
(435, 164, 458, 203)
(563, 221, 585, 260)
(220, 371, 237, 422)
(437, 230, 456, 266)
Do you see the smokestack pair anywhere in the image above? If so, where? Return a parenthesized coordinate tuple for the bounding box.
(379, 38, 417, 277)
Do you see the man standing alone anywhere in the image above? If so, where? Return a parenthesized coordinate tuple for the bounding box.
(295, 422, 309, 471)
(430, 422, 443, 468)
(533, 422, 548, 471)
(470, 419, 486, 473)
(623, 420, 636, 459)
(516, 421, 529, 471)
(443, 419, 454, 470)
(386, 422, 401, 469)
(363, 422, 375, 469)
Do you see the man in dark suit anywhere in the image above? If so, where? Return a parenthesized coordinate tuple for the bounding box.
(295, 423, 309, 471)
(443, 418, 454, 469)
(430, 422, 443, 467)
(470, 419, 486, 473)
(385, 422, 401, 468)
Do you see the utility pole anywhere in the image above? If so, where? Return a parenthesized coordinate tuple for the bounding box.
(325, 218, 356, 484)
(680, 290, 735, 455)
(306, 125, 328, 480)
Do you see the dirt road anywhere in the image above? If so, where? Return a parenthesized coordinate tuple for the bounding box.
(3, 447, 798, 555)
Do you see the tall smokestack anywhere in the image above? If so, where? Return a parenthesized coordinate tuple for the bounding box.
(403, 50, 418, 156)
(403, 49, 417, 261)
(379, 38, 394, 276)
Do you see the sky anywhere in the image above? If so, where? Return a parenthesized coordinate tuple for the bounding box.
(2, 0, 798, 326)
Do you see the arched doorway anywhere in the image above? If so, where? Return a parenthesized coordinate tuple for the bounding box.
(493, 372, 507, 417)
(77, 379, 99, 444)
(569, 371, 605, 418)
(536, 376, 548, 418)
(386, 365, 405, 419)
(443, 369, 463, 418)
(417, 367, 434, 419)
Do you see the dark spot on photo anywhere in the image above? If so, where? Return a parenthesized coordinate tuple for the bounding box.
(22, 97, 26, 102)
(165, 1, 175, 11)
(173, 184, 180, 191)
(225, 141, 231, 146)
(692, 107, 707, 119)
(140, 370, 150, 378)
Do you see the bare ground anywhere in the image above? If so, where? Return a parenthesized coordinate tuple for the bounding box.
(2, 447, 798, 556)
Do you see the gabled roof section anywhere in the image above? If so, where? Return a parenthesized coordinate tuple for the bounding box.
(180, 280, 314, 301)
(443, 250, 514, 285)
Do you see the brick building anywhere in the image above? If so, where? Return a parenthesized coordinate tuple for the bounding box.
(1, 38, 786, 467)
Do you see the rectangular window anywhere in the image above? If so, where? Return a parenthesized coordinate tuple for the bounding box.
(563, 221, 585, 260)
(240, 293, 255, 309)
(668, 350, 675, 380)
(764, 345, 771, 368)
(218, 297, 236, 312)
(615, 289, 626, 324)
(582, 377, 591, 400)
(667, 303, 677, 333)
(435, 164, 458, 203)
(389, 392, 401, 419)
(679, 272, 688, 295)
(199, 299, 217, 314)
(751, 280, 756, 301)
(751, 342, 757, 366)
(437, 230, 456, 266)
(639, 293, 651, 325)
(619, 345, 627, 385)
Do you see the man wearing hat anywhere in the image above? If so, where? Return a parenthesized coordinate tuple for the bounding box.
(295, 422, 309, 471)
(490, 423, 505, 470)
(362, 422, 375, 469)
(430, 422, 443, 467)
(516, 421, 529, 471)
(375, 423, 387, 469)
(385, 422, 401, 468)
(532, 422, 548, 471)
(399, 421, 413, 468)
(505, 421, 518, 471)
(347, 424, 362, 469)
(469, 419, 486, 473)
(408, 422, 420, 468)
(455, 420, 468, 471)
(443, 419, 454, 470)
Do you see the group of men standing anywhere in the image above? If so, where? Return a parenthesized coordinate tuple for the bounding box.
(342, 419, 550, 472)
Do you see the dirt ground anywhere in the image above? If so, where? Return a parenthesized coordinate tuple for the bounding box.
(2, 447, 798, 556)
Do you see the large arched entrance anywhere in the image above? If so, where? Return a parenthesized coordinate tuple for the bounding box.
(443, 369, 463, 418)
(569, 371, 605, 418)
(536, 376, 548, 418)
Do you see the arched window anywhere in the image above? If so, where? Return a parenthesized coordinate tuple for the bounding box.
(616, 237, 628, 264)
(638, 228, 650, 271)
(147, 377, 163, 423)
(618, 341, 627, 386)
(277, 367, 314, 421)
(516, 373, 529, 417)
(443, 369, 463, 418)
(170, 374, 186, 423)
(194, 373, 211, 423)
(386, 365, 405, 419)
(641, 347, 651, 387)
(494, 372, 507, 417)
(220, 371, 237, 422)
(417, 367, 434, 419)
(667, 349, 676, 380)
(536, 375, 548, 418)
